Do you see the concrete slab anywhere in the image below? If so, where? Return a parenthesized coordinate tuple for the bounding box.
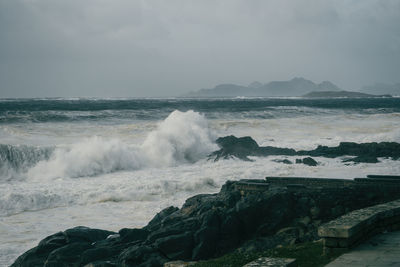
(326, 231, 400, 267)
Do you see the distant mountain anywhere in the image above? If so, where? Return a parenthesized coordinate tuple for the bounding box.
(186, 77, 341, 97)
(361, 83, 400, 96)
(303, 91, 392, 98)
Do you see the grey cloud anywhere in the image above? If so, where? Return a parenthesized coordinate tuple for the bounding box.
(0, 0, 399, 97)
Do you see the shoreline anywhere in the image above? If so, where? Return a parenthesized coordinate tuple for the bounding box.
(11, 175, 400, 267)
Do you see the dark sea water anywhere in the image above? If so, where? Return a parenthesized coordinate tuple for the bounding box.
(1, 97, 400, 123)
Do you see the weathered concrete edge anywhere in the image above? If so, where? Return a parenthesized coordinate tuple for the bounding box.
(318, 199, 400, 238)
(318, 198, 400, 253)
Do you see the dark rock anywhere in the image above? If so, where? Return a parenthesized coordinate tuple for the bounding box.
(81, 247, 115, 266)
(13, 232, 68, 266)
(303, 141, 400, 158)
(273, 159, 293, 164)
(192, 226, 219, 260)
(210, 135, 259, 161)
(45, 242, 92, 266)
(118, 245, 167, 267)
(342, 156, 379, 163)
(36, 232, 68, 254)
(64, 226, 115, 244)
(155, 231, 194, 260)
(210, 135, 400, 164)
(145, 206, 179, 230)
(209, 135, 296, 161)
(11, 247, 48, 267)
(296, 157, 318, 166)
(118, 228, 149, 244)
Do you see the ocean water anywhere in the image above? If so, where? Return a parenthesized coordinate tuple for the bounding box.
(1, 97, 400, 265)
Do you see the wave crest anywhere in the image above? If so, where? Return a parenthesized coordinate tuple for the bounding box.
(0, 144, 53, 182)
(21, 110, 217, 180)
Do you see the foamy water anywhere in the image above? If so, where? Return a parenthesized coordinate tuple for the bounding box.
(1, 98, 400, 266)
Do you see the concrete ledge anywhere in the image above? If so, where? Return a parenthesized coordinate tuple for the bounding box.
(242, 257, 297, 267)
(265, 177, 354, 188)
(318, 198, 400, 253)
(367, 175, 400, 179)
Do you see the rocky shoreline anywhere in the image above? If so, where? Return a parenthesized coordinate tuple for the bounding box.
(12, 176, 400, 267)
(209, 135, 400, 164)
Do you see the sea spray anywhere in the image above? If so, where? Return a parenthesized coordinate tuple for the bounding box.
(142, 110, 217, 166)
(0, 144, 53, 182)
(26, 110, 217, 180)
(27, 137, 143, 179)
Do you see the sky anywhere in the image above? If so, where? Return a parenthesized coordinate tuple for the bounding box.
(0, 0, 399, 98)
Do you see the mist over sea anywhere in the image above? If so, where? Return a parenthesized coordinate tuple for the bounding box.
(1, 97, 400, 265)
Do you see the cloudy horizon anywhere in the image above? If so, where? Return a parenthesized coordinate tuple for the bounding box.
(0, 0, 399, 98)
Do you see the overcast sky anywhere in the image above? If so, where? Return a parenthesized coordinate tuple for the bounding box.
(0, 0, 399, 97)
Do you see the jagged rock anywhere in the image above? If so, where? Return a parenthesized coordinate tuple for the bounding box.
(210, 135, 260, 161)
(11, 227, 115, 267)
(146, 206, 179, 230)
(45, 242, 92, 266)
(118, 228, 149, 243)
(209, 135, 296, 161)
(117, 245, 166, 267)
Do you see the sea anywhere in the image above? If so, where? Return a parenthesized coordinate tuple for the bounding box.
(1, 97, 400, 265)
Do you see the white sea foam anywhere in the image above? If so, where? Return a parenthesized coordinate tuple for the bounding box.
(24, 110, 216, 180)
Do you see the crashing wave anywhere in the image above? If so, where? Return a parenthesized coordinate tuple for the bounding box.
(4, 110, 217, 180)
(0, 144, 53, 182)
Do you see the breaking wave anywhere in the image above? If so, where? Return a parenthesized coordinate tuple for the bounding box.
(0, 144, 53, 182)
(3, 110, 217, 180)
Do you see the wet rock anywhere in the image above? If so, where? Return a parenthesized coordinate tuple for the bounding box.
(11, 227, 114, 267)
(117, 245, 166, 267)
(210, 135, 400, 163)
(64, 226, 115, 244)
(273, 159, 293, 164)
(146, 206, 179, 230)
(155, 231, 194, 260)
(45, 242, 92, 266)
(209, 135, 296, 161)
(342, 156, 379, 164)
(118, 228, 149, 244)
(303, 141, 400, 158)
(296, 157, 318, 166)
